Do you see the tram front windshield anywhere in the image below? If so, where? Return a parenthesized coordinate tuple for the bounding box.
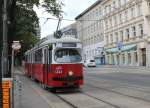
(55, 49, 81, 63)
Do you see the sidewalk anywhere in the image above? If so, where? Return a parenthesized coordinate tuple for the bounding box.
(95, 65, 150, 70)
(14, 68, 51, 108)
(84, 65, 150, 75)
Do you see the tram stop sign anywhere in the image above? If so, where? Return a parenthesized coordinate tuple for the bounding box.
(12, 41, 21, 51)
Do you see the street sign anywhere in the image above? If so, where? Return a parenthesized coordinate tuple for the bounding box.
(12, 41, 21, 51)
(117, 42, 123, 51)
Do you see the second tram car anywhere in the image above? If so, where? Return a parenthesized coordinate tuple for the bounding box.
(24, 36, 83, 91)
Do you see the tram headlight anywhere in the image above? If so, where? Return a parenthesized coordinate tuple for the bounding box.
(68, 71, 73, 76)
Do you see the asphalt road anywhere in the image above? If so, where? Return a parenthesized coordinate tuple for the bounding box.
(14, 66, 150, 108)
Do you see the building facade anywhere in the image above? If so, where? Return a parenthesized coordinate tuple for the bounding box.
(61, 23, 77, 38)
(76, 0, 150, 67)
(75, 0, 105, 65)
(102, 0, 150, 67)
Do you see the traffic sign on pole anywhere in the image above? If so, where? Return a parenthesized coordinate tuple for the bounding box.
(117, 42, 123, 51)
(11, 41, 21, 108)
(12, 41, 21, 51)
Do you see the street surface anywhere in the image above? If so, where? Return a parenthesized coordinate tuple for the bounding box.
(14, 66, 150, 108)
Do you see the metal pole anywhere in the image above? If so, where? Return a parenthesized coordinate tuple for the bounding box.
(0, 1, 3, 107)
(11, 49, 14, 108)
(0, 54, 2, 108)
(2, 0, 8, 77)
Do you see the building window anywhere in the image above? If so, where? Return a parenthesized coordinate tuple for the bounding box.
(137, 4, 142, 16)
(113, 1, 116, 10)
(105, 6, 107, 14)
(106, 35, 108, 45)
(124, 0, 127, 4)
(118, 0, 121, 7)
(105, 21, 108, 30)
(132, 26, 136, 37)
(109, 4, 112, 12)
(119, 13, 122, 24)
(125, 10, 128, 22)
(131, 7, 135, 18)
(110, 34, 113, 44)
(96, 9, 98, 16)
(109, 18, 112, 27)
(120, 31, 123, 41)
(99, 7, 102, 16)
(139, 24, 143, 37)
(126, 28, 130, 40)
(114, 16, 117, 25)
(149, 3, 150, 13)
(115, 32, 119, 43)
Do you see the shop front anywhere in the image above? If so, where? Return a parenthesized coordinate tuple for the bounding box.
(95, 54, 105, 65)
(105, 44, 137, 66)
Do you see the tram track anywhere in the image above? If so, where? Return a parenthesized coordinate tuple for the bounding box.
(18, 72, 76, 108)
(86, 76, 150, 97)
(80, 91, 121, 108)
(86, 83, 150, 103)
(25, 74, 120, 108)
(55, 92, 120, 108)
(54, 93, 78, 108)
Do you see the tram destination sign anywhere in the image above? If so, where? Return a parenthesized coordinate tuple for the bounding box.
(62, 43, 76, 47)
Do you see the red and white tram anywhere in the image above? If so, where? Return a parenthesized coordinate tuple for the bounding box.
(24, 36, 83, 90)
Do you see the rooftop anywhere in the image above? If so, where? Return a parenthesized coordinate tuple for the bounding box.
(75, 0, 102, 20)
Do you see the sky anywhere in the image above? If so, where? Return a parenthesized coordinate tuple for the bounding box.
(34, 0, 98, 38)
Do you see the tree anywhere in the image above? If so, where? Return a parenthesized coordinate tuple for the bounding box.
(7, 0, 63, 65)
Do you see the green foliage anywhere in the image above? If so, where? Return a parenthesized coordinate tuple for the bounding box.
(8, 0, 63, 63)
(42, 0, 63, 17)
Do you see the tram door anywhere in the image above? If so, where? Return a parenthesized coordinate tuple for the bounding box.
(43, 48, 49, 85)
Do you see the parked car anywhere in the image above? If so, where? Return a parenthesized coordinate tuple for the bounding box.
(84, 59, 96, 67)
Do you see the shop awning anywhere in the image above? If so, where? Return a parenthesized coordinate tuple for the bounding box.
(105, 44, 137, 53)
(121, 44, 137, 51)
(105, 47, 118, 53)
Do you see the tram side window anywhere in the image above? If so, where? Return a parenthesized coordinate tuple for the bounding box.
(35, 49, 43, 64)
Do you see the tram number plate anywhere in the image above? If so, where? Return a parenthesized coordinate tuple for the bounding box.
(67, 82, 74, 86)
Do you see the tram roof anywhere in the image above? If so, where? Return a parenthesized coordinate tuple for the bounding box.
(40, 36, 81, 46)
(25, 36, 81, 54)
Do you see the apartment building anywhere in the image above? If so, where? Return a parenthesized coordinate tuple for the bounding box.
(103, 0, 150, 67)
(75, 0, 105, 65)
(61, 23, 77, 38)
(76, 0, 150, 67)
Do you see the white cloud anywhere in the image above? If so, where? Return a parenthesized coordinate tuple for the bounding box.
(34, 0, 98, 38)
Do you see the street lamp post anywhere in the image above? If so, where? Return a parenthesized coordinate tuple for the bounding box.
(0, 54, 2, 108)
(0, 1, 3, 107)
(1, 0, 8, 107)
(2, 0, 8, 77)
